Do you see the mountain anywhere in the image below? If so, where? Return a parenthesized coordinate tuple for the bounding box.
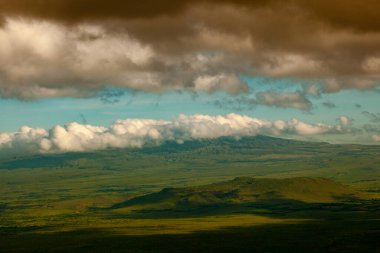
(1, 135, 379, 194)
(0, 135, 324, 168)
(112, 177, 361, 211)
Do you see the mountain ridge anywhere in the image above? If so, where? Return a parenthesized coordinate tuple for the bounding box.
(112, 177, 361, 211)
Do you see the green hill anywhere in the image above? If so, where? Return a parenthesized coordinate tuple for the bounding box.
(113, 177, 360, 210)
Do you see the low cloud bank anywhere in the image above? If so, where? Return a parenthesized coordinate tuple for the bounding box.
(0, 114, 352, 159)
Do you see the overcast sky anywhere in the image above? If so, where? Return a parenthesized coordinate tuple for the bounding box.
(0, 0, 380, 157)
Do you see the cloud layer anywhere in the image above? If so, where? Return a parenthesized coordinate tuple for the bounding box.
(0, 0, 380, 99)
(0, 113, 352, 159)
(256, 91, 312, 111)
(1, 0, 380, 32)
(212, 90, 312, 111)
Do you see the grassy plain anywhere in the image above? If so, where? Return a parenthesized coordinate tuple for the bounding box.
(0, 136, 379, 252)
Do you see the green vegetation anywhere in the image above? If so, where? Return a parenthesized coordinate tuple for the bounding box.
(0, 136, 379, 252)
(113, 177, 363, 211)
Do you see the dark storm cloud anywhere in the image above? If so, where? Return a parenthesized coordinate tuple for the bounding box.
(1, 0, 380, 32)
(0, 0, 380, 99)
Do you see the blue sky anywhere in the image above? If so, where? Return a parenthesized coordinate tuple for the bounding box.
(1, 76, 379, 141)
(0, 5, 380, 149)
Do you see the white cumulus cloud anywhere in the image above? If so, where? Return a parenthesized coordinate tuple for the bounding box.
(0, 17, 250, 99)
(0, 114, 352, 159)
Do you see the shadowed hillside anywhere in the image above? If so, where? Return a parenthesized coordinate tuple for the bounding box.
(113, 177, 361, 211)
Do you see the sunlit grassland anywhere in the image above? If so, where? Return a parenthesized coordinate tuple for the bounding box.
(0, 136, 379, 252)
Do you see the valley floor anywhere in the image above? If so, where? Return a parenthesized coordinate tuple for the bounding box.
(1, 137, 380, 252)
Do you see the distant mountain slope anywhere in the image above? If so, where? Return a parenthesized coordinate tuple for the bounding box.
(0, 135, 322, 168)
(1, 135, 379, 193)
(113, 177, 360, 210)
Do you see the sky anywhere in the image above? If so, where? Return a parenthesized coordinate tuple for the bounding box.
(0, 0, 380, 157)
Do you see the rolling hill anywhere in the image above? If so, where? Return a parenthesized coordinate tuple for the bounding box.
(112, 177, 361, 211)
